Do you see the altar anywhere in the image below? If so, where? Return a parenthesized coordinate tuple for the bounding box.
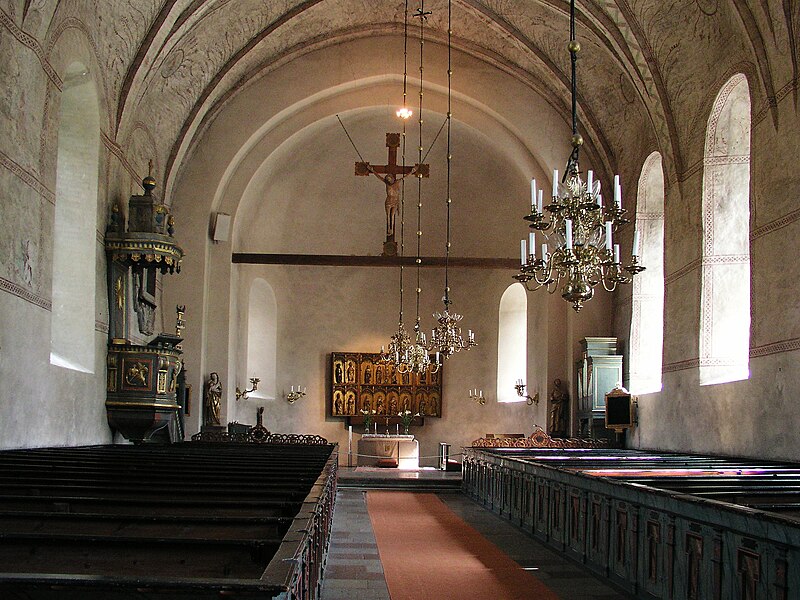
(358, 434, 419, 469)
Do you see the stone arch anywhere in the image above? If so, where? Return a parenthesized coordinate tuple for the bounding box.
(497, 282, 527, 403)
(699, 74, 751, 386)
(629, 151, 664, 394)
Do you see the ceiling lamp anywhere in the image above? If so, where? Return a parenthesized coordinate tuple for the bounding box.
(380, 0, 414, 368)
(514, 0, 644, 312)
(428, 0, 476, 359)
(381, 0, 438, 375)
(403, 0, 439, 375)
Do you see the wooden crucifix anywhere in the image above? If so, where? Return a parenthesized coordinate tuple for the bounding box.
(355, 132, 429, 256)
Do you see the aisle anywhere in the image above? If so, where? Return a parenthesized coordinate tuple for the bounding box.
(320, 489, 634, 600)
(366, 491, 558, 600)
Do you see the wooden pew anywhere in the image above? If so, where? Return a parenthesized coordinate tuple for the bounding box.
(0, 440, 338, 599)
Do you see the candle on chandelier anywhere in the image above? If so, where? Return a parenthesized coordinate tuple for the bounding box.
(435, 352, 440, 364)
(605, 221, 613, 250)
(537, 189, 544, 213)
(565, 219, 573, 249)
(587, 170, 593, 195)
(528, 232, 535, 257)
(520, 239, 527, 265)
(530, 178, 537, 212)
(597, 192, 603, 208)
(614, 175, 622, 208)
(632, 230, 641, 256)
(614, 244, 621, 264)
(552, 170, 559, 197)
(541, 243, 548, 261)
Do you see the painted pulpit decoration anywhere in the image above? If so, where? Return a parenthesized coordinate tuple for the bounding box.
(355, 132, 429, 256)
(330, 352, 442, 426)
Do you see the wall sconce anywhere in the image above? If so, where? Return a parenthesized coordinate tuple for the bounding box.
(515, 379, 539, 405)
(287, 385, 306, 404)
(236, 377, 260, 401)
(469, 388, 485, 405)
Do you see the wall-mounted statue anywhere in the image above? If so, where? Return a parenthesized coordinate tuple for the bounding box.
(549, 378, 569, 436)
(205, 372, 222, 426)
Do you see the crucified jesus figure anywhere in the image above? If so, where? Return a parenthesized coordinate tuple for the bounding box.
(369, 168, 422, 239)
(355, 132, 429, 256)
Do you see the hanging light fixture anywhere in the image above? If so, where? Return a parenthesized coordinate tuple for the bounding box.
(380, 0, 414, 368)
(428, 0, 476, 360)
(381, 0, 438, 375)
(514, 0, 644, 312)
(402, 0, 439, 375)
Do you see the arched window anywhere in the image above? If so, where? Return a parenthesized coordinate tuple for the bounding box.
(699, 74, 751, 385)
(50, 62, 100, 372)
(246, 278, 277, 399)
(629, 152, 665, 394)
(497, 283, 527, 403)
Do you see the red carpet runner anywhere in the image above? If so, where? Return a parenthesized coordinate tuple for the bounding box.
(366, 491, 560, 600)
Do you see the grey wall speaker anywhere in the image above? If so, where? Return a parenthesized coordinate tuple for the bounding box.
(211, 212, 231, 242)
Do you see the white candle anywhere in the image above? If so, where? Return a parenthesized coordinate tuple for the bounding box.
(528, 232, 535, 255)
(597, 192, 603, 208)
(632, 231, 640, 256)
(530, 178, 537, 211)
(541, 243, 548, 260)
(587, 170, 593, 196)
(614, 175, 622, 208)
(552, 169, 559, 197)
(291, 385, 294, 392)
(520, 239, 527, 265)
(605, 222, 613, 250)
(614, 244, 620, 264)
(537, 189, 544, 213)
(565, 219, 573, 249)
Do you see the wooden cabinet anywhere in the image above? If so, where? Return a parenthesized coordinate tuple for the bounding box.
(575, 337, 622, 439)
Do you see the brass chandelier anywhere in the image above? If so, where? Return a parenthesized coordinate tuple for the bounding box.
(427, 0, 476, 359)
(514, 0, 644, 312)
(381, 0, 439, 375)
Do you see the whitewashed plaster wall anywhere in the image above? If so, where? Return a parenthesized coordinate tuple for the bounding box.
(0, 5, 164, 449)
(3, 1, 798, 461)
(610, 2, 800, 460)
(165, 36, 610, 462)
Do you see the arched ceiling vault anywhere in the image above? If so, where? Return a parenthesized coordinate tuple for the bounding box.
(113, 0, 673, 199)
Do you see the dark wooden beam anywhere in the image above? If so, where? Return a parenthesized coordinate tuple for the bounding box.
(232, 253, 519, 269)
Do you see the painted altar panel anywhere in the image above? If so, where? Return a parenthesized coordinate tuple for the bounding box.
(330, 352, 442, 418)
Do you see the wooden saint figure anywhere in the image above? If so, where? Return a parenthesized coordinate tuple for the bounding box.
(355, 132, 429, 256)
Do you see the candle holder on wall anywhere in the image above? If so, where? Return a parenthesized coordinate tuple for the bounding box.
(236, 378, 260, 401)
(469, 389, 486, 405)
(515, 380, 539, 405)
(286, 385, 306, 404)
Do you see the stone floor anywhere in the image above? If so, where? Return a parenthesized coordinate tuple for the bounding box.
(320, 486, 634, 600)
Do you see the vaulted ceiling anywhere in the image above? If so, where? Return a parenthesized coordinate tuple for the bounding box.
(34, 0, 798, 196)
